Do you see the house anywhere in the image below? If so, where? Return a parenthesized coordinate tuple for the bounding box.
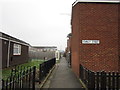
(71, 0, 120, 77)
(29, 46, 57, 60)
(66, 33, 72, 66)
(0, 32, 29, 68)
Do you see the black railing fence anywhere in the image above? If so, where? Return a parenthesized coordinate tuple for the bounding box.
(80, 65, 120, 90)
(2, 66, 36, 90)
(2, 58, 56, 89)
(39, 58, 56, 82)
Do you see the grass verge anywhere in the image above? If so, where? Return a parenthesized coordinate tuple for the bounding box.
(2, 59, 44, 80)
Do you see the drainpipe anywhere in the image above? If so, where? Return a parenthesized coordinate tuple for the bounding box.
(7, 40, 10, 67)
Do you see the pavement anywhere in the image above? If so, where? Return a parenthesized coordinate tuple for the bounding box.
(42, 57, 85, 89)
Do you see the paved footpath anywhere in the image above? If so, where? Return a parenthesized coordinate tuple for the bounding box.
(43, 57, 85, 89)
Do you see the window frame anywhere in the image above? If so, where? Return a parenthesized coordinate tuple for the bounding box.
(13, 44, 21, 55)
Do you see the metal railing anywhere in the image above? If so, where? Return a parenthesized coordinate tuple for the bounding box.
(2, 58, 56, 89)
(39, 58, 56, 82)
(2, 66, 36, 90)
(80, 65, 120, 90)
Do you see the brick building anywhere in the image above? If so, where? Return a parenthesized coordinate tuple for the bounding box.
(71, 0, 120, 77)
(67, 33, 72, 53)
(0, 32, 29, 69)
(66, 33, 72, 66)
(29, 46, 57, 60)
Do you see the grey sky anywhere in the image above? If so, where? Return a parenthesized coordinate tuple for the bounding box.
(0, 0, 75, 50)
(1, 0, 119, 50)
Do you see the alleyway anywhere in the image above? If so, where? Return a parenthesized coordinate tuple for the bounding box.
(43, 57, 85, 88)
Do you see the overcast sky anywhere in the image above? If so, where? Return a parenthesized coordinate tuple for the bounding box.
(0, 0, 76, 50)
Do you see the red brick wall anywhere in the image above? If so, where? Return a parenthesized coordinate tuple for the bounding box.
(67, 39, 70, 52)
(67, 37, 72, 52)
(118, 4, 120, 72)
(71, 4, 80, 77)
(71, 3, 120, 76)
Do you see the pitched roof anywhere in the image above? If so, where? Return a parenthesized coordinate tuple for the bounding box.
(0, 32, 30, 46)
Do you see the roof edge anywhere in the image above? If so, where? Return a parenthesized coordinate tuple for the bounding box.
(0, 32, 30, 46)
(72, 0, 120, 7)
(33, 46, 57, 48)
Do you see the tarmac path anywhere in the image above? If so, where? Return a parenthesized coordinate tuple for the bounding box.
(45, 57, 84, 88)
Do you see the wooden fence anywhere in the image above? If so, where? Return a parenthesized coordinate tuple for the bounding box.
(80, 65, 120, 90)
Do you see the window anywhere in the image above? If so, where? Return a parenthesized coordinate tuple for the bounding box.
(50, 49, 53, 51)
(47, 49, 49, 51)
(43, 49, 47, 52)
(13, 44, 21, 55)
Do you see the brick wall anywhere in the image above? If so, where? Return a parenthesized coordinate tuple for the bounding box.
(67, 37, 72, 52)
(71, 3, 120, 76)
(71, 3, 80, 76)
(118, 4, 120, 72)
(67, 39, 70, 52)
